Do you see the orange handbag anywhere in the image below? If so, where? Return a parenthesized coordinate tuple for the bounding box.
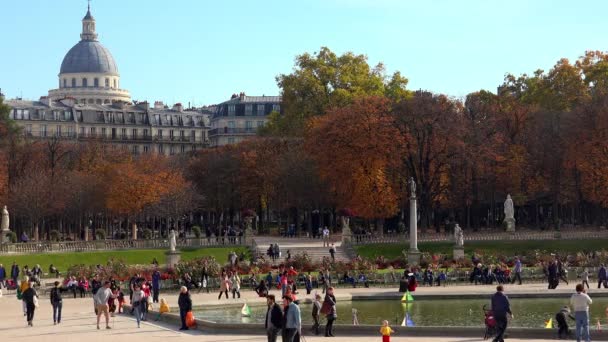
(185, 311, 196, 328)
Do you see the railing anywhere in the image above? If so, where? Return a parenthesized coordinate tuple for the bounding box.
(0, 236, 243, 254)
(351, 229, 608, 245)
(208, 127, 256, 136)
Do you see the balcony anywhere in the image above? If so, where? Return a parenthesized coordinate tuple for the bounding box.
(208, 127, 256, 136)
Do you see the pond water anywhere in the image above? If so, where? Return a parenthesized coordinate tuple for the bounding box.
(196, 297, 608, 328)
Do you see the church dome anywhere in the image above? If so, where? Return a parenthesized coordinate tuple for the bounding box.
(60, 40, 118, 75)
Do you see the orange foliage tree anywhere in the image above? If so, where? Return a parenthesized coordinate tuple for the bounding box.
(305, 96, 401, 220)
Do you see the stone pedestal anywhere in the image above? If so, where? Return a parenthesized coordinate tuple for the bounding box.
(0, 229, 9, 244)
(453, 246, 465, 260)
(84, 226, 89, 242)
(165, 251, 181, 269)
(132, 223, 138, 240)
(504, 218, 516, 232)
(407, 250, 421, 266)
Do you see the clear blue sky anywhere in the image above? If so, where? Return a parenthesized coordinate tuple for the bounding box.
(1, 0, 607, 106)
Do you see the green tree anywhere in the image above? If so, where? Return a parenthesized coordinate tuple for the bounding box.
(260, 47, 409, 136)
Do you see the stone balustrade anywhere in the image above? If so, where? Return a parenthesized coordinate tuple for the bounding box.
(0, 236, 243, 255)
(351, 229, 608, 245)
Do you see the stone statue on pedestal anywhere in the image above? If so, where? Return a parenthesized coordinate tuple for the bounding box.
(454, 224, 464, 247)
(504, 194, 516, 232)
(1, 206, 9, 231)
(169, 229, 177, 252)
(409, 177, 416, 199)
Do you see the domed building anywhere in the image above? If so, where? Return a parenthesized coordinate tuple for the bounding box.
(47, 5, 131, 104)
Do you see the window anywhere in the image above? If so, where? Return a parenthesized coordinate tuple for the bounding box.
(15, 109, 22, 120)
(228, 137, 235, 144)
(245, 105, 253, 116)
(113, 79, 117, 88)
(79, 127, 85, 136)
(158, 144, 164, 154)
(165, 115, 171, 125)
(117, 113, 124, 123)
(143, 129, 149, 138)
(228, 105, 236, 116)
(97, 112, 104, 122)
(257, 121, 264, 128)
(41, 125, 48, 137)
(138, 113, 145, 123)
(180, 145, 185, 153)
(105, 78, 109, 87)
(158, 129, 163, 138)
(143, 145, 149, 153)
(67, 126, 75, 137)
(23, 110, 30, 120)
(128, 113, 135, 124)
(101, 127, 106, 137)
(90, 127, 96, 136)
(257, 104, 265, 116)
(121, 128, 127, 138)
(82, 78, 88, 87)
(272, 104, 280, 112)
(76, 111, 83, 122)
(170, 130, 175, 140)
(94, 78, 99, 87)
(180, 130, 185, 140)
(63, 111, 71, 121)
(245, 121, 253, 132)
(132, 145, 139, 154)
(56, 125, 62, 137)
(154, 114, 161, 124)
(63, 79, 67, 88)
(132, 129, 137, 139)
(169, 145, 175, 155)
(72, 78, 76, 87)
(191, 130, 196, 141)
(228, 121, 235, 129)
(25, 125, 32, 135)
(38, 110, 45, 119)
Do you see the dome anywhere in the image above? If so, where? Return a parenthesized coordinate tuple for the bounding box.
(60, 40, 118, 75)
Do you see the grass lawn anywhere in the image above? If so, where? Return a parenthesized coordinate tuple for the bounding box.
(355, 239, 608, 260)
(0, 246, 250, 272)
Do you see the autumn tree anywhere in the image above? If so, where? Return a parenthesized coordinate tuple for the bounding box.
(306, 96, 401, 225)
(261, 47, 409, 136)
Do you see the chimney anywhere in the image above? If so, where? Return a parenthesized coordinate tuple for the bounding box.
(154, 101, 164, 109)
(138, 101, 150, 111)
(173, 103, 183, 112)
(239, 92, 245, 101)
(231, 93, 238, 99)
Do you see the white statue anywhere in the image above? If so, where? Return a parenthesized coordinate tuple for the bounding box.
(1, 206, 9, 231)
(504, 194, 515, 220)
(454, 224, 464, 247)
(409, 177, 416, 199)
(169, 229, 177, 252)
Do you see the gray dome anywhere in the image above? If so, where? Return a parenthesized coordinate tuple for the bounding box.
(60, 40, 118, 75)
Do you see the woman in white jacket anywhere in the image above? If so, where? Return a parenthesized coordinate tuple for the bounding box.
(230, 272, 241, 299)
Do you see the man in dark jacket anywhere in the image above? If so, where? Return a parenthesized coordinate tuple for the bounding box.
(22, 283, 38, 327)
(178, 286, 192, 331)
(10, 262, 19, 284)
(490, 285, 513, 342)
(548, 260, 559, 289)
(598, 264, 607, 288)
(265, 294, 282, 342)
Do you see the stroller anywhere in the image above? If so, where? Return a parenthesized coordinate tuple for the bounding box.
(483, 304, 497, 340)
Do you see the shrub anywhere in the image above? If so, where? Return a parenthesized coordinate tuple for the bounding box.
(288, 252, 314, 271)
(176, 256, 222, 279)
(143, 228, 153, 240)
(6, 231, 17, 243)
(49, 229, 60, 242)
(192, 226, 202, 238)
(95, 230, 106, 240)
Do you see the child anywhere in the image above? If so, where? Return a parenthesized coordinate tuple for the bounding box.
(581, 268, 590, 289)
(380, 320, 394, 342)
(156, 298, 170, 321)
(555, 306, 574, 339)
(117, 287, 125, 314)
(352, 308, 359, 325)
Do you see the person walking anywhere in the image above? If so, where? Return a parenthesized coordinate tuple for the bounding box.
(570, 283, 592, 342)
(329, 244, 336, 262)
(511, 257, 522, 285)
(548, 260, 560, 289)
(152, 268, 161, 304)
(324, 287, 337, 337)
(597, 264, 607, 289)
(94, 281, 114, 330)
(231, 271, 241, 299)
(132, 284, 145, 328)
(282, 295, 301, 342)
(322, 227, 330, 247)
(265, 294, 282, 342)
(0, 263, 6, 291)
(218, 270, 230, 300)
(490, 285, 513, 342)
(50, 281, 64, 325)
(10, 262, 19, 285)
(581, 268, 590, 290)
(178, 286, 192, 331)
(312, 293, 322, 335)
(21, 282, 38, 327)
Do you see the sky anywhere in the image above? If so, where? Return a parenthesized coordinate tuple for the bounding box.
(1, 0, 607, 106)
